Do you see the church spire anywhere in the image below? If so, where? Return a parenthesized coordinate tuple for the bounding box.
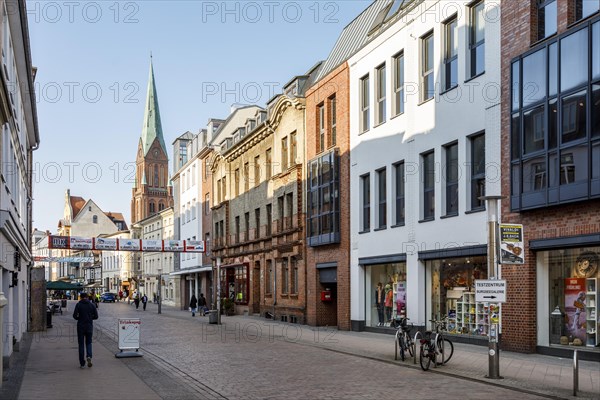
(140, 57, 167, 156)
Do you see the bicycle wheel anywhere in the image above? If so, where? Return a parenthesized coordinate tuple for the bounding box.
(398, 335, 406, 361)
(442, 338, 453, 364)
(419, 342, 431, 371)
(405, 333, 414, 358)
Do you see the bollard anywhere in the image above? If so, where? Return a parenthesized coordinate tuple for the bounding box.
(573, 349, 578, 396)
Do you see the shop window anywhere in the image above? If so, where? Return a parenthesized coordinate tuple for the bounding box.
(429, 256, 489, 336)
(220, 265, 248, 305)
(537, 0, 557, 40)
(545, 247, 600, 347)
(367, 262, 407, 328)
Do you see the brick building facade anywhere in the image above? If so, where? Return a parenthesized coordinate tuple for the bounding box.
(501, 0, 600, 357)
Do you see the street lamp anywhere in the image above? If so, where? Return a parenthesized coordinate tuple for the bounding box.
(480, 195, 503, 380)
(157, 268, 162, 314)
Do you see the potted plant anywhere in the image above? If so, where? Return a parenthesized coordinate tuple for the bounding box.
(222, 297, 234, 316)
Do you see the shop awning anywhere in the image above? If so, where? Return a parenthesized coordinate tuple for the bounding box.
(46, 281, 83, 290)
(170, 265, 212, 275)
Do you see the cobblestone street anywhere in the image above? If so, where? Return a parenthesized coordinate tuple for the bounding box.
(75, 301, 549, 400)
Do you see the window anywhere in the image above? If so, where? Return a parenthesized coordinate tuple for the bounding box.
(471, 134, 486, 209)
(376, 168, 387, 229)
(444, 143, 459, 215)
(575, 0, 600, 21)
(469, 1, 485, 77)
(191, 164, 196, 185)
(393, 52, 405, 116)
(205, 193, 210, 215)
(307, 151, 340, 246)
(538, 0, 557, 40)
(244, 162, 249, 191)
(192, 200, 197, 219)
(255, 208, 261, 238)
(422, 151, 435, 220)
(393, 162, 405, 226)
(318, 103, 325, 152)
(159, 202, 164, 211)
(281, 136, 289, 170)
(282, 258, 288, 294)
(266, 260, 273, 295)
(179, 142, 188, 168)
(290, 257, 298, 294)
(290, 131, 297, 164)
(360, 75, 370, 132)
(561, 29, 588, 92)
(278, 196, 284, 230)
(421, 32, 434, 101)
(376, 64, 386, 124)
(254, 156, 260, 185)
(328, 97, 336, 147)
(235, 216, 240, 243)
(150, 202, 156, 214)
(93, 215, 98, 224)
(444, 16, 458, 91)
(361, 173, 371, 231)
(244, 212, 250, 242)
(266, 148, 272, 179)
(266, 204, 272, 235)
(234, 168, 240, 196)
(561, 89, 587, 143)
(154, 165, 159, 187)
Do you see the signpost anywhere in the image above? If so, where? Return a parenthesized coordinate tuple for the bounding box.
(115, 318, 142, 358)
(475, 280, 507, 303)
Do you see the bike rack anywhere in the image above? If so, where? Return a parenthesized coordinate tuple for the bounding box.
(412, 331, 423, 365)
(394, 331, 399, 361)
(433, 333, 444, 368)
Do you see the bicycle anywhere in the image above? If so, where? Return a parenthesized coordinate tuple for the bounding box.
(419, 318, 454, 371)
(394, 317, 414, 361)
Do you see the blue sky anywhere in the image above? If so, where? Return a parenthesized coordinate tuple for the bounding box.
(28, 0, 371, 231)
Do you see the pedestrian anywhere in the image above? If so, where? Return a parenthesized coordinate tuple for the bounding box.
(72, 292, 98, 369)
(118, 290, 123, 302)
(190, 294, 198, 317)
(133, 290, 140, 309)
(142, 293, 148, 311)
(198, 293, 208, 316)
(153, 292, 157, 304)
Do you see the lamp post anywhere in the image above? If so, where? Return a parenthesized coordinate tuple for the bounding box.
(480, 195, 503, 380)
(157, 268, 162, 314)
(216, 257, 221, 325)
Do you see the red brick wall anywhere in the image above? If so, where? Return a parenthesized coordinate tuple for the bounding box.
(501, 0, 600, 352)
(305, 63, 352, 330)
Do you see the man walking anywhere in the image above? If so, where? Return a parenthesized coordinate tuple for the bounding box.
(142, 293, 148, 311)
(72, 292, 98, 368)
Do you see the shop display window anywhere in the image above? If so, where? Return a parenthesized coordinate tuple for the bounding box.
(429, 256, 491, 336)
(220, 264, 249, 305)
(366, 262, 407, 328)
(546, 247, 599, 348)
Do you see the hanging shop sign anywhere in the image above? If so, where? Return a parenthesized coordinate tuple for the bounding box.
(48, 236, 204, 253)
(94, 238, 118, 250)
(499, 224, 524, 264)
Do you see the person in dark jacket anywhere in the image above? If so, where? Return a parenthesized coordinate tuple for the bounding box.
(190, 294, 198, 317)
(73, 292, 98, 368)
(198, 293, 208, 316)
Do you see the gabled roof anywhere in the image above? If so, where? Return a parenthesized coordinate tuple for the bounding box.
(140, 58, 167, 156)
(313, 0, 392, 83)
(70, 196, 86, 219)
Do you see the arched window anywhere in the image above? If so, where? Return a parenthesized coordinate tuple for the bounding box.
(149, 202, 156, 214)
(92, 215, 98, 224)
(154, 165, 159, 187)
(158, 202, 165, 211)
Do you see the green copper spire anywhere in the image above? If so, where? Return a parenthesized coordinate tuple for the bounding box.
(140, 57, 167, 156)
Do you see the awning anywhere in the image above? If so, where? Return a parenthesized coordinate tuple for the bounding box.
(170, 265, 212, 275)
(46, 281, 83, 290)
(84, 283, 103, 288)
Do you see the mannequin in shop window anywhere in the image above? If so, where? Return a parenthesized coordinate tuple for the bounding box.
(375, 282, 386, 327)
(384, 283, 393, 325)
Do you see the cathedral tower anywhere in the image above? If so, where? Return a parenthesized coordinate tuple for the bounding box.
(131, 58, 173, 224)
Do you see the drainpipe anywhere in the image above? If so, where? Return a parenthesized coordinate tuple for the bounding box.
(0, 292, 7, 388)
(273, 260, 277, 319)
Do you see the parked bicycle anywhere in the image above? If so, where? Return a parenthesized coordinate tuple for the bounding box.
(394, 317, 414, 361)
(419, 318, 454, 371)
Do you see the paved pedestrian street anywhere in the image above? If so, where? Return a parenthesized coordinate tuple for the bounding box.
(22, 301, 564, 400)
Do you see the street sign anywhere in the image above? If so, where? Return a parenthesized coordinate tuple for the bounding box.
(118, 318, 141, 350)
(475, 279, 507, 303)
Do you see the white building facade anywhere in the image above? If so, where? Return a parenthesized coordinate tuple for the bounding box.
(100, 230, 135, 294)
(349, 0, 501, 337)
(0, 0, 40, 377)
